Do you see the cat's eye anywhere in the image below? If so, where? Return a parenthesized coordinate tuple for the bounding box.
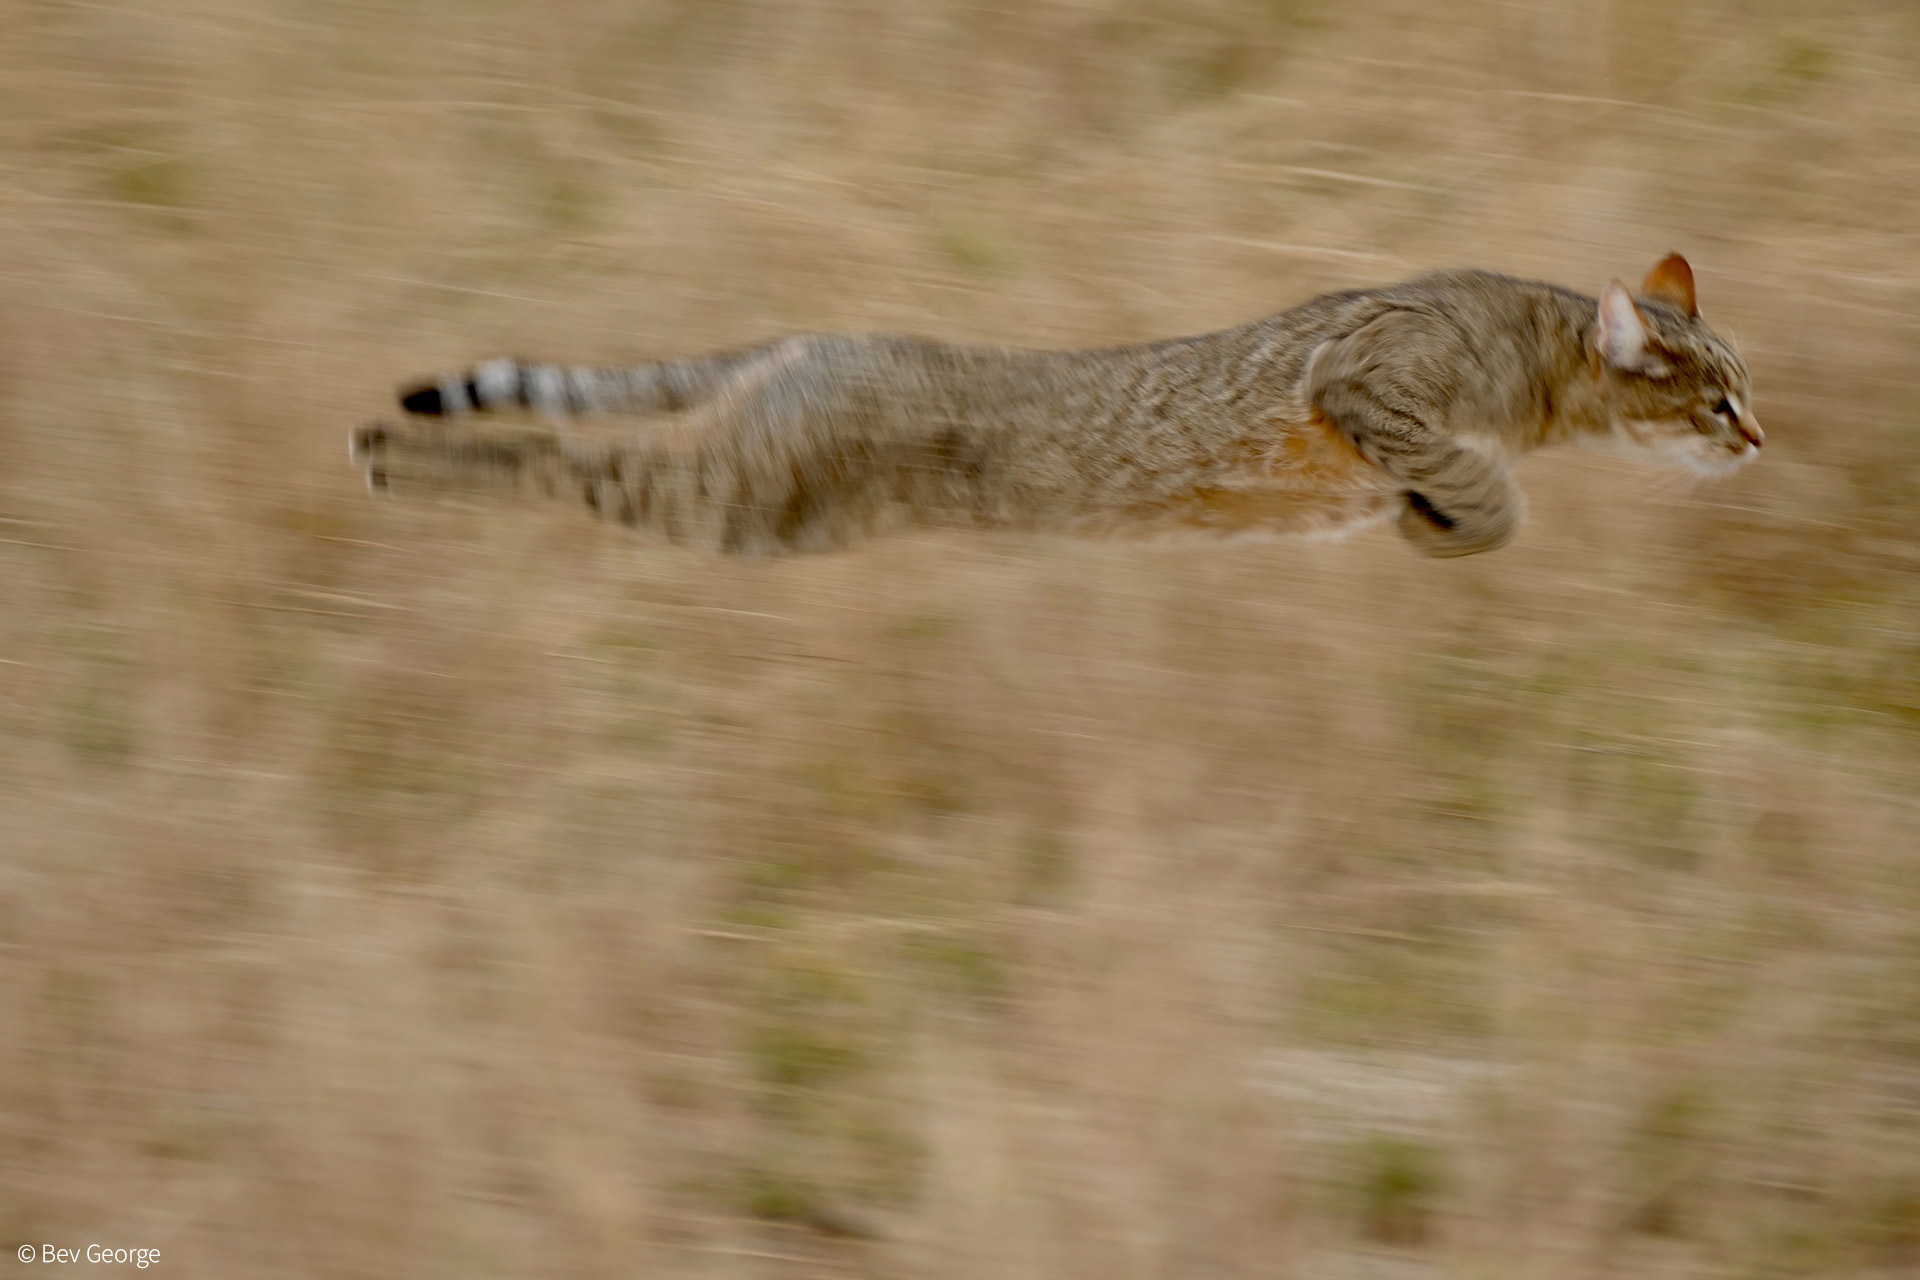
(1713, 397, 1735, 421)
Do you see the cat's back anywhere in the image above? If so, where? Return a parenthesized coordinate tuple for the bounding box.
(1272, 267, 1585, 335)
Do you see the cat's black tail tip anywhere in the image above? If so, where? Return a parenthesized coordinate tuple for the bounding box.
(399, 383, 445, 415)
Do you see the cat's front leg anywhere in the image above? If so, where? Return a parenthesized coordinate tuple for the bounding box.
(1307, 311, 1523, 558)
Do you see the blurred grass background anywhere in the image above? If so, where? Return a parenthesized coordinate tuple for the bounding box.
(2, 0, 1919, 1275)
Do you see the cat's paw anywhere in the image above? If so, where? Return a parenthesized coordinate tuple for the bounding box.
(350, 422, 397, 494)
(1396, 491, 1517, 558)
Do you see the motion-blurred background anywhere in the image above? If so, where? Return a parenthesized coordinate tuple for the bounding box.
(3, 0, 1918, 1275)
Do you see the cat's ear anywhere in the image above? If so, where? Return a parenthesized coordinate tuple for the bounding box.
(1596, 281, 1653, 371)
(1642, 252, 1698, 317)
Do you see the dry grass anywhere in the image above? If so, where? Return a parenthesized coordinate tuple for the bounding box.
(3, 0, 1919, 1275)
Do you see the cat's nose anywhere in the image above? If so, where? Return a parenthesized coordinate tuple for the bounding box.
(1736, 416, 1764, 449)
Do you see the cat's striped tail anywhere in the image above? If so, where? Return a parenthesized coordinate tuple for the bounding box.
(396, 345, 775, 418)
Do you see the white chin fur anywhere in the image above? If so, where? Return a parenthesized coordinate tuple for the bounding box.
(1681, 444, 1758, 477)
(1594, 421, 1754, 476)
(1679, 454, 1742, 478)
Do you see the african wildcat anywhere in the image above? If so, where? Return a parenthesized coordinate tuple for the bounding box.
(350, 254, 1759, 557)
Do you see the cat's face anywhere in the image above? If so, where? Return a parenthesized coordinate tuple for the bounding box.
(1594, 255, 1761, 476)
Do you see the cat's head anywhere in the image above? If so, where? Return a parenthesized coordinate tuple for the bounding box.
(1592, 254, 1761, 475)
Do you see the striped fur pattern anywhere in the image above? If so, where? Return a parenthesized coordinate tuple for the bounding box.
(398, 347, 774, 419)
(351, 255, 1759, 557)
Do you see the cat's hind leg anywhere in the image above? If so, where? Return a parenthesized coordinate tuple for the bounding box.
(350, 420, 589, 502)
